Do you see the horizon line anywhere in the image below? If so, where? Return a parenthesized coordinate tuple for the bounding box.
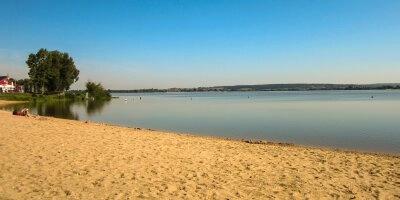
(103, 82, 400, 91)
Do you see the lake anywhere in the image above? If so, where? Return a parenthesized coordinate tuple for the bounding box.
(2, 90, 400, 154)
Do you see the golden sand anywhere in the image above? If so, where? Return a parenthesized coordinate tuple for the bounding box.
(0, 100, 399, 199)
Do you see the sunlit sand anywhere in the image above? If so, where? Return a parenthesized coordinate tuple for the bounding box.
(0, 100, 399, 199)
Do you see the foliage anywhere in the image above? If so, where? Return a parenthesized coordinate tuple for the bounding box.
(85, 81, 111, 100)
(64, 90, 86, 100)
(26, 48, 79, 94)
(17, 79, 32, 93)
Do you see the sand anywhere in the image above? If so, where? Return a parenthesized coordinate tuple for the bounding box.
(0, 100, 399, 199)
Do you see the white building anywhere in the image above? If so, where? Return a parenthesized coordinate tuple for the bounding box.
(0, 76, 16, 92)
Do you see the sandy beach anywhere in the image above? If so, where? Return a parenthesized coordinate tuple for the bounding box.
(0, 100, 399, 199)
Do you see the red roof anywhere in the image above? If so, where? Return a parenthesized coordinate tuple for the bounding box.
(0, 76, 9, 85)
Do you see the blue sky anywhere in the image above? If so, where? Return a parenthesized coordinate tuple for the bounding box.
(1, 0, 399, 89)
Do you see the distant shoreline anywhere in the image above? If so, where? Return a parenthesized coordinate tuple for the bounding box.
(107, 83, 400, 93)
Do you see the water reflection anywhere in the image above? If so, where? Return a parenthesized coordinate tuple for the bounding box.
(1, 99, 110, 120)
(86, 100, 110, 116)
(35, 101, 79, 120)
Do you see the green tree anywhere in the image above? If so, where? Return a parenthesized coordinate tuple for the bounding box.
(26, 48, 79, 94)
(26, 48, 49, 93)
(85, 81, 111, 100)
(16, 79, 31, 93)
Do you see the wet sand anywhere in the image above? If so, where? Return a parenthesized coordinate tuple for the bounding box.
(0, 100, 399, 199)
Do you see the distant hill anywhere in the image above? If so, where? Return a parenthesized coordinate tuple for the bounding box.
(110, 83, 400, 93)
(213, 83, 400, 91)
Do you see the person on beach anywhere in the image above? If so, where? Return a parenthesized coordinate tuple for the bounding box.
(12, 108, 31, 117)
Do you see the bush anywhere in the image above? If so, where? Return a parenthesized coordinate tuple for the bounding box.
(86, 81, 111, 100)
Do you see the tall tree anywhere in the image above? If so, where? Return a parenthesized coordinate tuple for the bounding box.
(26, 48, 48, 93)
(17, 79, 32, 93)
(26, 48, 79, 93)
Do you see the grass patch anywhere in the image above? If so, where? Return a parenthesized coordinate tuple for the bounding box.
(0, 91, 87, 102)
(0, 93, 33, 101)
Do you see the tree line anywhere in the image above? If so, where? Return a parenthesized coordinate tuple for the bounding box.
(25, 48, 79, 94)
(13, 48, 110, 100)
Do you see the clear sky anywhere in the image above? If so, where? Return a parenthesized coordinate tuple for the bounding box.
(1, 0, 399, 89)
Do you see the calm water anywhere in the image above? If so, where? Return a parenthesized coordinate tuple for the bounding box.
(2, 90, 400, 153)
